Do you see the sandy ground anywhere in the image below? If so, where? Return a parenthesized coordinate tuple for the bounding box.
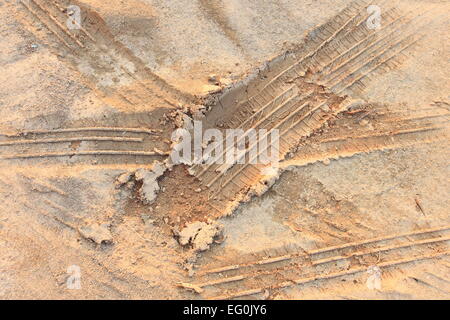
(0, 0, 449, 299)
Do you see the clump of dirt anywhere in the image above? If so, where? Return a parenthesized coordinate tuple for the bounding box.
(115, 161, 167, 204)
(134, 163, 167, 204)
(175, 220, 223, 252)
(249, 165, 282, 197)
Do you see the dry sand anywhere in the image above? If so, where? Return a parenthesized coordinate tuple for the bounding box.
(0, 0, 448, 299)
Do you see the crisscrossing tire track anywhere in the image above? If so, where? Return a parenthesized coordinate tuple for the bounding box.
(185, 0, 446, 217)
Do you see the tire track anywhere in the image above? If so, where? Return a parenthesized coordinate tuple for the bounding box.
(190, 1, 445, 213)
(0, 150, 162, 160)
(0, 136, 143, 146)
(201, 225, 450, 275)
(202, 0, 379, 133)
(209, 251, 450, 300)
(282, 106, 450, 169)
(180, 225, 450, 298)
(18, 0, 195, 107)
(0, 127, 167, 164)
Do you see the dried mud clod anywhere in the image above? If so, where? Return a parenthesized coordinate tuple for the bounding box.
(134, 163, 166, 204)
(115, 161, 167, 204)
(174, 220, 224, 252)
